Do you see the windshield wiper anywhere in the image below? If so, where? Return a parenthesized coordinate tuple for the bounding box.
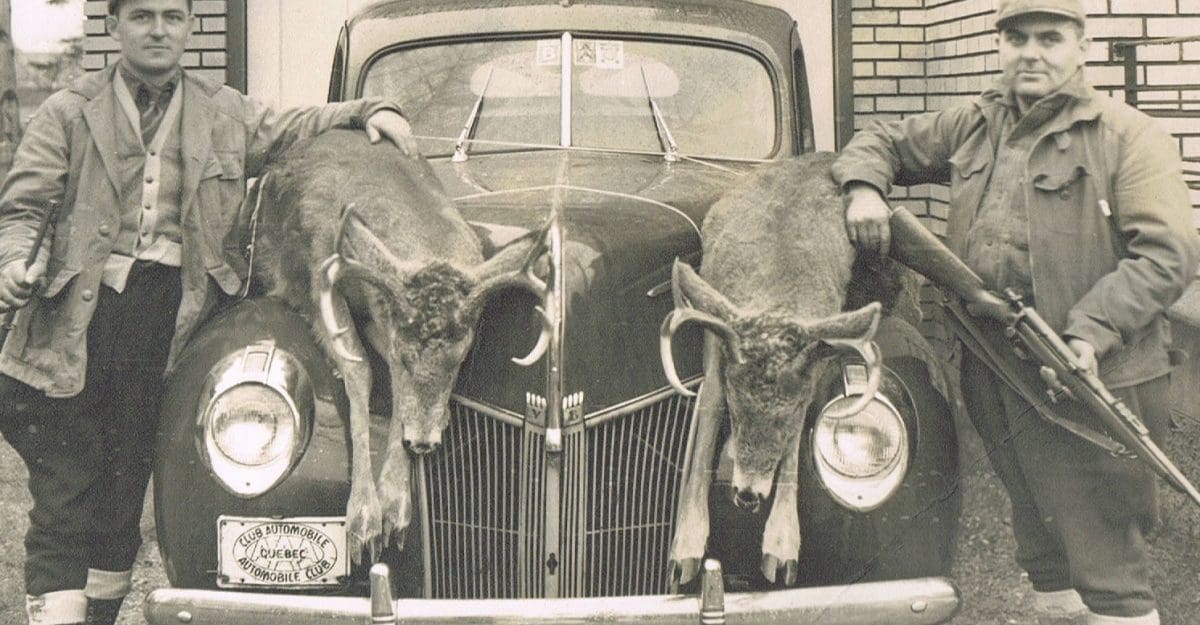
(641, 66, 678, 163)
(452, 67, 495, 162)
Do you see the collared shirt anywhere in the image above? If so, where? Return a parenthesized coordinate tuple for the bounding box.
(117, 64, 180, 143)
(104, 66, 185, 292)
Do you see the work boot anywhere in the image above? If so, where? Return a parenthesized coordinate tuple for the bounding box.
(83, 597, 124, 625)
(25, 590, 87, 625)
(1034, 589, 1087, 625)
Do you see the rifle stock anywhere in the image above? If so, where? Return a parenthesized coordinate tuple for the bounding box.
(886, 206, 1200, 508)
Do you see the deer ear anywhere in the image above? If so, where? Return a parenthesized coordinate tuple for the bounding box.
(671, 259, 738, 322)
(801, 301, 882, 342)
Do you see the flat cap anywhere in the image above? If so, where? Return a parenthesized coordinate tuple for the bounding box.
(995, 0, 1086, 28)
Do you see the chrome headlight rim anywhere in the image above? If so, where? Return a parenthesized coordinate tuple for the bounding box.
(811, 363, 912, 513)
(197, 341, 313, 498)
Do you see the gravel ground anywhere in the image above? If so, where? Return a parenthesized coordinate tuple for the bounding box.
(0, 397, 1196, 624)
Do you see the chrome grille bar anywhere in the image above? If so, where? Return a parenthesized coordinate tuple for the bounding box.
(422, 389, 697, 599)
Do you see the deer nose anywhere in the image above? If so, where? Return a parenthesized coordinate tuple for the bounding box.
(406, 441, 440, 455)
(731, 487, 764, 512)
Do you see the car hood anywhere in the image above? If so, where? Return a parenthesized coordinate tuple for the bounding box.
(435, 150, 753, 414)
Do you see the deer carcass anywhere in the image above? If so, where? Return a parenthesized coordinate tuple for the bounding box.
(252, 129, 549, 560)
(660, 152, 889, 587)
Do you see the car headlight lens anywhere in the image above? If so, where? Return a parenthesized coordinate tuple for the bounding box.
(210, 384, 294, 467)
(812, 392, 909, 512)
(199, 341, 312, 498)
(814, 399, 904, 478)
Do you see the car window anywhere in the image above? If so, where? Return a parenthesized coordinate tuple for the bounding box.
(362, 36, 776, 159)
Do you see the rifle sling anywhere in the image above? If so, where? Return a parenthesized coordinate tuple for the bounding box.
(941, 295, 1133, 457)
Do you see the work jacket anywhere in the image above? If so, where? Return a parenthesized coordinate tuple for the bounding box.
(0, 65, 396, 397)
(832, 75, 1200, 388)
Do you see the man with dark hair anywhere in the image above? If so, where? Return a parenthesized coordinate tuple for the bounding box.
(108, 0, 191, 14)
(0, 1, 417, 623)
(834, 1, 1200, 624)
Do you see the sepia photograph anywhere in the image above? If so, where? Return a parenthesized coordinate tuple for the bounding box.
(0, 0, 1198, 624)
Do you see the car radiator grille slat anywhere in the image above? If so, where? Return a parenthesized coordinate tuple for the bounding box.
(422, 393, 695, 599)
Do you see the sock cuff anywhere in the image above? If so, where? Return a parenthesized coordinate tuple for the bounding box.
(85, 568, 133, 600)
(1033, 589, 1087, 615)
(1087, 610, 1160, 625)
(26, 590, 87, 625)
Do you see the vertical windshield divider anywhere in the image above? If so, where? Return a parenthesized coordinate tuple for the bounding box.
(560, 32, 573, 148)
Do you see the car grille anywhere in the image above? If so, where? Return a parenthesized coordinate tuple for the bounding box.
(420, 390, 697, 599)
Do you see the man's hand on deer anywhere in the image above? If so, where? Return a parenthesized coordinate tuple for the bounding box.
(844, 182, 892, 257)
(365, 109, 419, 158)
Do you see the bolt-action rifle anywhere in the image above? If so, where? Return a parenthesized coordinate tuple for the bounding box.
(887, 206, 1200, 508)
(0, 199, 60, 350)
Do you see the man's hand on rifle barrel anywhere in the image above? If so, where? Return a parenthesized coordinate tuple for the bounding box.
(0, 258, 46, 313)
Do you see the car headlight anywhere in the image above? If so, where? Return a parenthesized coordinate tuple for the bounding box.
(812, 365, 910, 512)
(199, 341, 313, 497)
(210, 384, 295, 466)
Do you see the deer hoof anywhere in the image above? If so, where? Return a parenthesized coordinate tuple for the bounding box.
(761, 554, 799, 586)
(346, 486, 383, 565)
(668, 558, 702, 592)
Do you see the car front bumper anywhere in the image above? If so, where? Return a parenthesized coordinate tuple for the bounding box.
(144, 562, 960, 625)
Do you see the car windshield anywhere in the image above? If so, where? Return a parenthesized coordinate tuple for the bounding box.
(361, 36, 777, 159)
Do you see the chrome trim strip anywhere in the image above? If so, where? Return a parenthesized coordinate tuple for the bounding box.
(453, 184, 701, 239)
(560, 32, 573, 147)
(144, 577, 961, 625)
(417, 455, 432, 599)
(450, 394, 525, 428)
(583, 377, 702, 426)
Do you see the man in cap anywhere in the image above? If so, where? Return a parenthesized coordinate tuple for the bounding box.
(833, 1, 1200, 623)
(0, 0, 418, 623)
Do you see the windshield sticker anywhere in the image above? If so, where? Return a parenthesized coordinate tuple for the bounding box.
(536, 39, 560, 66)
(596, 41, 624, 69)
(574, 40, 596, 66)
(574, 40, 624, 69)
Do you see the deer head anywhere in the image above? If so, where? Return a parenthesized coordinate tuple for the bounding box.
(318, 205, 552, 453)
(660, 259, 882, 512)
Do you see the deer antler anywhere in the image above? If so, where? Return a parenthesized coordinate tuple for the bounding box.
(659, 307, 743, 398)
(812, 302, 884, 418)
(317, 205, 405, 363)
(466, 217, 555, 366)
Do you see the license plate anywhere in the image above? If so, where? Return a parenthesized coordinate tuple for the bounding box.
(217, 516, 347, 588)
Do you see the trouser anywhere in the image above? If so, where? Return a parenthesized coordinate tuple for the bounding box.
(0, 262, 181, 604)
(960, 348, 1168, 618)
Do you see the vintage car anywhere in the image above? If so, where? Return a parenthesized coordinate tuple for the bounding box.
(145, 1, 963, 623)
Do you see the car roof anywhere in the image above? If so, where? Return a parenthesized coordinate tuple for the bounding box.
(350, 0, 792, 33)
(343, 0, 797, 80)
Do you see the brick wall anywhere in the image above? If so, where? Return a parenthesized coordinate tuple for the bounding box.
(81, 0, 231, 84)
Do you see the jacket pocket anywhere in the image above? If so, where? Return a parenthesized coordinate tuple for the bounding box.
(948, 146, 990, 219)
(1031, 162, 1094, 234)
(197, 151, 247, 241)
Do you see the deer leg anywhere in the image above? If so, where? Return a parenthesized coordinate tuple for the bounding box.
(361, 316, 413, 550)
(323, 295, 383, 565)
(377, 406, 413, 548)
(668, 334, 724, 591)
(761, 433, 802, 586)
